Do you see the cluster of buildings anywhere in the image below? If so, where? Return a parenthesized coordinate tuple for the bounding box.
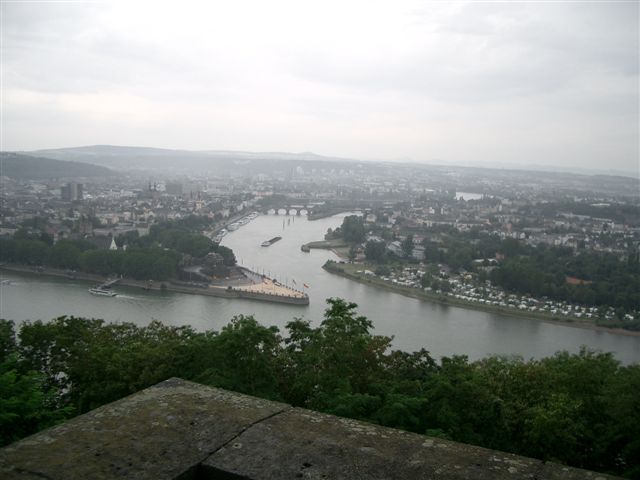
(355, 190, 639, 259)
(1, 161, 637, 322)
(0, 175, 258, 244)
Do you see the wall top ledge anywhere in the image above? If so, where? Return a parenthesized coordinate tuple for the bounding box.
(0, 378, 620, 480)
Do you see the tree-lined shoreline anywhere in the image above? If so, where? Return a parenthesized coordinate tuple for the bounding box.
(316, 214, 640, 332)
(322, 260, 640, 337)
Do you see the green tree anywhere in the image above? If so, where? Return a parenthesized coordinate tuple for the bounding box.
(348, 245, 358, 262)
(197, 315, 281, 399)
(47, 241, 81, 269)
(0, 320, 71, 446)
(16, 240, 49, 265)
(338, 215, 365, 243)
(176, 234, 212, 258)
(401, 234, 414, 258)
(375, 265, 391, 276)
(0, 355, 70, 446)
(365, 240, 386, 262)
(215, 245, 236, 266)
(0, 238, 17, 262)
(280, 299, 392, 411)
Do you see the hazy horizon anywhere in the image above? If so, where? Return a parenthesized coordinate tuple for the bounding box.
(2, 1, 638, 176)
(5, 143, 632, 178)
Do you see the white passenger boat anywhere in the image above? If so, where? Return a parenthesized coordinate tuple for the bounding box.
(89, 287, 116, 297)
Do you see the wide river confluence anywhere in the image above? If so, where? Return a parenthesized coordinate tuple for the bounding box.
(1, 213, 639, 364)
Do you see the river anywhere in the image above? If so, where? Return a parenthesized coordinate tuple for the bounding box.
(1, 213, 639, 364)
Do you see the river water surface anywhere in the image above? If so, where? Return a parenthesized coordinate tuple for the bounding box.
(1, 213, 639, 364)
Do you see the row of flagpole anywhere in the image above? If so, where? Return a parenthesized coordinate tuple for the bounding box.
(239, 257, 309, 290)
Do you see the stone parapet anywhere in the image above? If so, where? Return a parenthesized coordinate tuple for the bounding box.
(0, 378, 619, 480)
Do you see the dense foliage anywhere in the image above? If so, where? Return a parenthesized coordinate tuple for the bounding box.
(330, 215, 365, 243)
(0, 320, 72, 445)
(1, 301, 638, 478)
(135, 218, 236, 265)
(0, 237, 180, 281)
(490, 243, 640, 326)
(365, 240, 387, 262)
(0, 215, 237, 280)
(422, 227, 639, 321)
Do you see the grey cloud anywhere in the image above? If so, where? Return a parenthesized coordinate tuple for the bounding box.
(2, 3, 260, 106)
(1, 1, 637, 173)
(287, 2, 637, 104)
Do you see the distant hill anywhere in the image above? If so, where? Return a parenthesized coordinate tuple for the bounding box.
(0, 152, 115, 179)
(28, 144, 638, 179)
(21, 145, 638, 197)
(27, 145, 356, 175)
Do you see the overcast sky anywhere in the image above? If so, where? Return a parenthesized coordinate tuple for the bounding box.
(1, 1, 638, 174)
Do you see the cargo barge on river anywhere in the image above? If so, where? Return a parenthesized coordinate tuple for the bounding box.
(261, 236, 282, 247)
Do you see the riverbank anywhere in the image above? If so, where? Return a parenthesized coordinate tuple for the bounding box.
(0, 264, 308, 306)
(322, 261, 640, 337)
(300, 239, 351, 259)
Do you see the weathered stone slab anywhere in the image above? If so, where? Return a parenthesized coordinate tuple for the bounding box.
(0, 378, 621, 480)
(203, 407, 620, 480)
(0, 378, 289, 480)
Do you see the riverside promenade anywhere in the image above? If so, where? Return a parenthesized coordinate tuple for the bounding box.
(0, 263, 309, 306)
(223, 267, 309, 305)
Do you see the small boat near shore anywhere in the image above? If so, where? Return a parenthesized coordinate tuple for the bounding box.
(261, 236, 282, 247)
(89, 287, 117, 297)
